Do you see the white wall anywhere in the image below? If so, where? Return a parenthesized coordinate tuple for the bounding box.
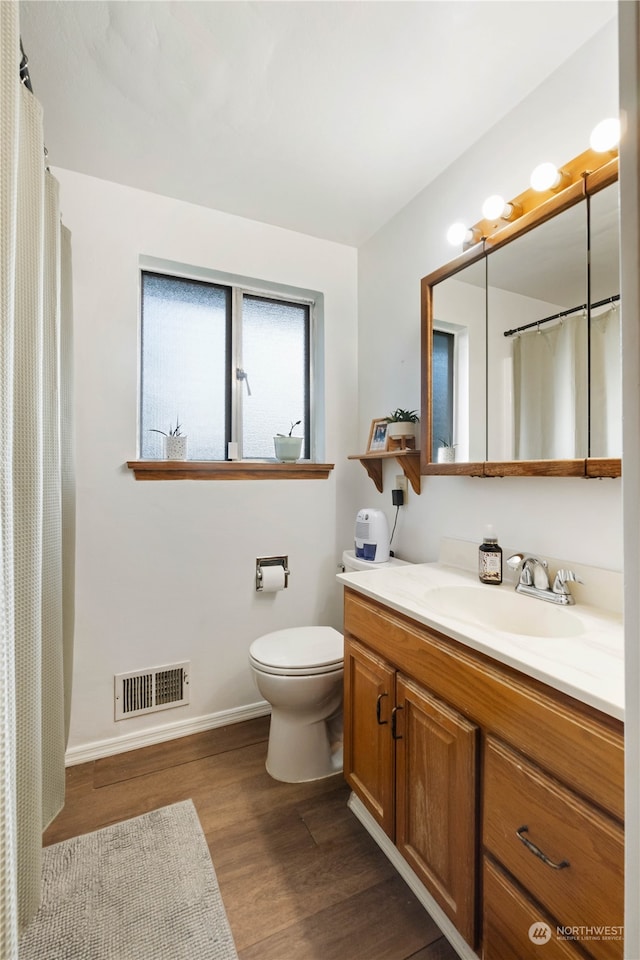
(356, 20, 622, 571)
(56, 169, 359, 758)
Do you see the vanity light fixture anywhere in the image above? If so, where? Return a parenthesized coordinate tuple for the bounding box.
(530, 162, 569, 193)
(590, 117, 621, 153)
(446, 132, 618, 253)
(481, 194, 522, 222)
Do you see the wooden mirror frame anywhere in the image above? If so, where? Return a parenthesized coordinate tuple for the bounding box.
(420, 151, 620, 479)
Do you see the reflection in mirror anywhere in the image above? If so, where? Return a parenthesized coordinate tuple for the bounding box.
(487, 202, 587, 461)
(589, 182, 621, 457)
(431, 258, 486, 463)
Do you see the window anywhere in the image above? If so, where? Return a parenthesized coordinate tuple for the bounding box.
(431, 330, 454, 460)
(140, 268, 316, 461)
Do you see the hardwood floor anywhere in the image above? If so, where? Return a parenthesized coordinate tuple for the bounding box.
(44, 717, 459, 960)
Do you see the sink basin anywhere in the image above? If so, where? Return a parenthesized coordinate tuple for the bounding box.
(423, 585, 584, 638)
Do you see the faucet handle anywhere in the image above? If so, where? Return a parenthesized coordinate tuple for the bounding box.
(506, 553, 548, 587)
(553, 569, 584, 595)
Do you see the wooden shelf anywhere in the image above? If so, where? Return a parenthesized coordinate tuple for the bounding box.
(348, 450, 421, 495)
(127, 460, 334, 481)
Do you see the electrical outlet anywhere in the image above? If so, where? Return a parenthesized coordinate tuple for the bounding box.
(394, 474, 408, 501)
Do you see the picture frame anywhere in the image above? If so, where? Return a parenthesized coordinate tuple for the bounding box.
(367, 418, 389, 452)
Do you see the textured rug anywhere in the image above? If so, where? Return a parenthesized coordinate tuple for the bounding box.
(19, 799, 238, 960)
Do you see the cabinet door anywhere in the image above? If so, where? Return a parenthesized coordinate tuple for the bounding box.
(395, 675, 478, 946)
(344, 637, 395, 838)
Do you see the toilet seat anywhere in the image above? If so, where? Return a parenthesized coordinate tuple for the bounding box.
(249, 626, 343, 677)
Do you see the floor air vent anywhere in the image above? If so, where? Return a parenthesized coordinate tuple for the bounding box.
(115, 662, 190, 720)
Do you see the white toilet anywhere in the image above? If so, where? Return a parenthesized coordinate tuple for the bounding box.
(249, 549, 410, 783)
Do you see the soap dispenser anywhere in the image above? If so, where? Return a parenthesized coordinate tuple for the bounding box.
(479, 526, 502, 585)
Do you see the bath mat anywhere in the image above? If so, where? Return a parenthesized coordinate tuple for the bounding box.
(19, 799, 238, 960)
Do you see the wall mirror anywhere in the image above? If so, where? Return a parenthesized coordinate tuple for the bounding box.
(421, 155, 620, 478)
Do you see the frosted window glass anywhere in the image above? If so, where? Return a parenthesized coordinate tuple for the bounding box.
(241, 296, 309, 459)
(432, 331, 454, 459)
(140, 273, 229, 459)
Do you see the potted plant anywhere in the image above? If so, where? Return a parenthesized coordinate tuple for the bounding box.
(150, 418, 187, 460)
(274, 420, 303, 462)
(385, 408, 420, 441)
(437, 438, 456, 463)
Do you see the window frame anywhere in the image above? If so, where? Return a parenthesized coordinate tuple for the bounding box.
(136, 257, 325, 466)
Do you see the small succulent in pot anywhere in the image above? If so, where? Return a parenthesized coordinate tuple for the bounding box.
(437, 437, 456, 463)
(150, 418, 187, 460)
(386, 408, 419, 441)
(274, 420, 303, 462)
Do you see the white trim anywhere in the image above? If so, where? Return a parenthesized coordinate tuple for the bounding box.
(620, 2, 640, 956)
(65, 701, 271, 766)
(347, 792, 473, 960)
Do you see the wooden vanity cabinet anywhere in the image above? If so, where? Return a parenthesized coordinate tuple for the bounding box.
(344, 636, 479, 946)
(342, 588, 624, 960)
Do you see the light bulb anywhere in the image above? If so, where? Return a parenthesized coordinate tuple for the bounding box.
(530, 162, 562, 192)
(590, 118, 620, 153)
(446, 222, 469, 246)
(482, 195, 508, 220)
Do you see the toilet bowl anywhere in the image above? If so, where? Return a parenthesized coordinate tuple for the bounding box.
(249, 549, 411, 783)
(249, 626, 344, 783)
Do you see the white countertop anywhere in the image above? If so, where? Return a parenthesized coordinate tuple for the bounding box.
(337, 561, 624, 720)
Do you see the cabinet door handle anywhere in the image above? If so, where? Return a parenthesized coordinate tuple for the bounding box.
(516, 826, 570, 870)
(391, 705, 403, 739)
(376, 693, 389, 725)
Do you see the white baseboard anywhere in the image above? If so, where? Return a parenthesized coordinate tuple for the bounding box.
(64, 701, 271, 766)
(347, 793, 476, 960)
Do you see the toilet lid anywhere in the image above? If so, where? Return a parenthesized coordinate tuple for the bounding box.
(249, 626, 343, 672)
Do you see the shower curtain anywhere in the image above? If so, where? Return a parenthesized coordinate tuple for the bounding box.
(512, 308, 620, 459)
(591, 306, 622, 456)
(1, 5, 75, 957)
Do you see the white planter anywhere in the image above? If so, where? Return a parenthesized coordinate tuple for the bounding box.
(437, 446, 455, 463)
(164, 435, 188, 460)
(387, 421, 416, 440)
(274, 436, 303, 462)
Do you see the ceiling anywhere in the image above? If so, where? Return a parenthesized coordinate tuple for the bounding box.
(19, 1, 616, 247)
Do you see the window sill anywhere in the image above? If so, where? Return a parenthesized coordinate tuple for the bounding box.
(126, 460, 335, 481)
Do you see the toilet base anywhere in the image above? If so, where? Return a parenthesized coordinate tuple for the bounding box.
(265, 709, 343, 783)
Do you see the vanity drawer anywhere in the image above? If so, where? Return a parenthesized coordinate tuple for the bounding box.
(483, 737, 623, 960)
(483, 856, 588, 959)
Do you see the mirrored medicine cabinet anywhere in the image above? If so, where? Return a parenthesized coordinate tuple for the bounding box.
(421, 155, 620, 478)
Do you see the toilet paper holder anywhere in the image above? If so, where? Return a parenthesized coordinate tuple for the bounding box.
(256, 555, 290, 591)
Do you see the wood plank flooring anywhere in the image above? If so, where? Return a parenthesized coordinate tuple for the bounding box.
(44, 717, 459, 960)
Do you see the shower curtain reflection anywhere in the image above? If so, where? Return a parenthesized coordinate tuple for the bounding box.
(513, 316, 587, 460)
(512, 307, 621, 460)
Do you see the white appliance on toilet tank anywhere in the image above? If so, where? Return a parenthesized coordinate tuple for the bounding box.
(354, 508, 390, 563)
(248, 548, 410, 783)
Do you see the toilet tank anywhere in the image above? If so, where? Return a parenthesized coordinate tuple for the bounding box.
(341, 549, 411, 573)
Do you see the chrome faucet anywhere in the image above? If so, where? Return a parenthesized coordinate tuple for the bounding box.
(506, 554, 583, 606)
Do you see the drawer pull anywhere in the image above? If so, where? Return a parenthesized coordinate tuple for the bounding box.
(391, 705, 403, 740)
(516, 826, 570, 870)
(376, 693, 389, 725)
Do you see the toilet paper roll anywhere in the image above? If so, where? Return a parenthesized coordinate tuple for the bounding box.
(260, 565, 286, 593)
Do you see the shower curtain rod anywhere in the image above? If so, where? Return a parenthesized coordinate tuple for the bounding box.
(503, 293, 620, 338)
